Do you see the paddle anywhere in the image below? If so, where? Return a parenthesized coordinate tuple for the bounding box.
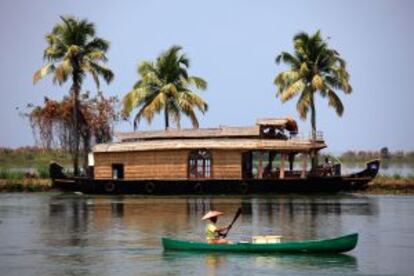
(222, 207, 242, 238)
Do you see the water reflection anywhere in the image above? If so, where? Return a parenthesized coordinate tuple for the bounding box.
(163, 251, 358, 276)
(45, 194, 377, 243)
(3, 193, 414, 275)
(38, 194, 378, 275)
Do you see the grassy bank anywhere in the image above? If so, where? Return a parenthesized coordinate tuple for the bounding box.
(0, 179, 52, 192)
(0, 148, 57, 192)
(367, 174, 414, 194)
(0, 167, 50, 179)
(0, 147, 71, 170)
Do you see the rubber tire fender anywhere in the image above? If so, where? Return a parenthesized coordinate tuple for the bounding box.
(104, 181, 116, 193)
(238, 181, 249, 194)
(145, 182, 156, 194)
(193, 182, 204, 194)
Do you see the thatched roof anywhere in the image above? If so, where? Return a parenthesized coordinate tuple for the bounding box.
(94, 138, 326, 153)
(116, 126, 260, 142)
(116, 117, 299, 142)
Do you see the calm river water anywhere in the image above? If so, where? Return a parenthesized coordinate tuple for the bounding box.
(0, 193, 413, 275)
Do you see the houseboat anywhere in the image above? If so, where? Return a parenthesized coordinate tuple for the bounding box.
(50, 118, 380, 194)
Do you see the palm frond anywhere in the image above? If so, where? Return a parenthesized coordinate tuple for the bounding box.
(133, 92, 166, 129)
(275, 52, 300, 68)
(86, 50, 108, 62)
(327, 90, 344, 116)
(296, 89, 312, 119)
(53, 60, 72, 85)
(33, 63, 55, 84)
(274, 71, 300, 92)
(279, 79, 305, 102)
(187, 76, 207, 90)
(89, 62, 114, 85)
(179, 91, 208, 113)
(122, 88, 149, 117)
(85, 38, 109, 52)
(138, 61, 155, 76)
(311, 74, 324, 91)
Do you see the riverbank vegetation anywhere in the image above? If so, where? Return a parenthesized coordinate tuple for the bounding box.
(337, 148, 414, 164)
(25, 93, 119, 173)
(367, 174, 414, 194)
(0, 147, 70, 170)
(0, 179, 51, 192)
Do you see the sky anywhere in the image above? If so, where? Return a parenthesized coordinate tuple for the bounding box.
(0, 0, 413, 152)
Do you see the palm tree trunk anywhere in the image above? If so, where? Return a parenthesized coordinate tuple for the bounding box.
(310, 93, 318, 170)
(71, 67, 81, 176)
(82, 129, 91, 177)
(164, 104, 170, 130)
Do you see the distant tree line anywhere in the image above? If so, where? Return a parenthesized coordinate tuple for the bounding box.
(337, 147, 414, 163)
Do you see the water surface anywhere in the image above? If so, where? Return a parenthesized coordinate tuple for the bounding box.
(0, 193, 413, 275)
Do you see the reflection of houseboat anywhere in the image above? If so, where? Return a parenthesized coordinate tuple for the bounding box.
(51, 118, 380, 194)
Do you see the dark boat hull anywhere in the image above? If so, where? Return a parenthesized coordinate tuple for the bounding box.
(52, 160, 380, 194)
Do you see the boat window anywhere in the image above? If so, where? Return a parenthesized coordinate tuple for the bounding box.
(188, 149, 212, 179)
(112, 164, 124, 179)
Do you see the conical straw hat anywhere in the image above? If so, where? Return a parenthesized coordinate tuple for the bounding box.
(202, 210, 224, 220)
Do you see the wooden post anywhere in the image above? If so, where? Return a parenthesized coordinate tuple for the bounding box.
(258, 151, 263, 179)
(301, 153, 307, 178)
(279, 153, 285, 179)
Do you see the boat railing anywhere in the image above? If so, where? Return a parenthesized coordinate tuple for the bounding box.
(290, 131, 324, 141)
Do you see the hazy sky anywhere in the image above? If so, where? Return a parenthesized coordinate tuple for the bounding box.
(0, 0, 413, 152)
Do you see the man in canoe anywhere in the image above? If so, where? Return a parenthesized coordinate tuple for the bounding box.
(202, 210, 229, 244)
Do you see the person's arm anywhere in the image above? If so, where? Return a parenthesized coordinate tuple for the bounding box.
(215, 226, 229, 236)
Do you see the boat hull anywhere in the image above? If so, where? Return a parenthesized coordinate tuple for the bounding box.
(51, 160, 380, 194)
(53, 177, 372, 194)
(162, 233, 358, 254)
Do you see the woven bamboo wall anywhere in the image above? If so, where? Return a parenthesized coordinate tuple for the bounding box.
(94, 150, 189, 180)
(211, 150, 242, 179)
(94, 149, 243, 180)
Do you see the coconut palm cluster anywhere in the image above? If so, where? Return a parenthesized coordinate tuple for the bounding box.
(31, 16, 352, 175)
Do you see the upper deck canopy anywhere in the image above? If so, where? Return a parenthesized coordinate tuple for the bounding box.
(116, 117, 299, 142)
(94, 138, 326, 153)
(116, 126, 259, 142)
(94, 117, 326, 153)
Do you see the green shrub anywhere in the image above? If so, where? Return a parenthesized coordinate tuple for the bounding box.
(36, 166, 49, 178)
(0, 169, 7, 179)
(27, 184, 36, 192)
(0, 169, 25, 180)
(393, 173, 402, 180)
(25, 153, 35, 161)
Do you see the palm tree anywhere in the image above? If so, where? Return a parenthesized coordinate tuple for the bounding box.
(33, 16, 114, 175)
(274, 30, 352, 168)
(123, 45, 208, 130)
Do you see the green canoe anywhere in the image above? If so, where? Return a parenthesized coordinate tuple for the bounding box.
(162, 233, 358, 254)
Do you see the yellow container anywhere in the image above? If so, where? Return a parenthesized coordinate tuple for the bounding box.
(252, 235, 283, 244)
